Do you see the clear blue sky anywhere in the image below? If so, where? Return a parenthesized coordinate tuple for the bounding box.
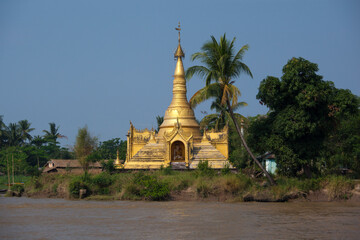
(1, 0, 359, 147)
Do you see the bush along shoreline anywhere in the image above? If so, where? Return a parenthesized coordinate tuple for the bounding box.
(9, 164, 360, 202)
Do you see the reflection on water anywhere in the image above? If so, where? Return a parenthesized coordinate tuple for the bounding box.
(1, 196, 360, 240)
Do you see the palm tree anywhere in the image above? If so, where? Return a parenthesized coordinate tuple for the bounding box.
(5, 123, 22, 147)
(32, 135, 46, 168)
(18, 120, 35, 144)
(156, 116, 164, 132)
(199, 101, 247, 131)
(43, 122, 66, 144)
(32, 135, 45, 148)
(186, 34, 276, 185)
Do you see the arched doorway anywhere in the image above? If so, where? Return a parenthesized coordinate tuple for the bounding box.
(171, 141, 185, 162)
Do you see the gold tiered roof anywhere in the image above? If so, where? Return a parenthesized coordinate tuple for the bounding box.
(157, 23, 201, 138)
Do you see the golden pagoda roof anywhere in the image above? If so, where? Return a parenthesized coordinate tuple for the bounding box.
(157, 23, 201, 138)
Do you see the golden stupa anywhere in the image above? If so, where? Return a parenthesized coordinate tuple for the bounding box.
(122, 24, 230, 169)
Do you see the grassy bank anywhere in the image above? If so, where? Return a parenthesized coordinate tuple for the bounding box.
(18, 167, 360, 202)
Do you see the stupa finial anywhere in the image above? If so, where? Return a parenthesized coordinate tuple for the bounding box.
(175, 22, 181, 44)
(115, 149, 120, 165)
(174, 22, 185, 58)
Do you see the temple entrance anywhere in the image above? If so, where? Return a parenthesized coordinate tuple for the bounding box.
(171, 141, 185, 162)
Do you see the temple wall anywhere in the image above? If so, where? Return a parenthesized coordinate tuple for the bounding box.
(127, 124, 154, 160)
(210, 142, 228, 159)
(207, 127, 229, 158)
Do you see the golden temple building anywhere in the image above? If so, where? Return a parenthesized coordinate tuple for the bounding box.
(122, 25, 231, 169)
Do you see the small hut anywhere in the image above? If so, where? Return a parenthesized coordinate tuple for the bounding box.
(258, 153, 277, 175)
(43, 159, 103, 174)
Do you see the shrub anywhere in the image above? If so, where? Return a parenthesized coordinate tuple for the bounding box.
(52, 183, 58, 193)
(177, 178, 190, 191)
(163, 172, 195, 192)
(91, 172, 113, 195)
(195, 161, 214, 177)
(297, 178, 323, 193)
(11, 184, 24, 194)
(221, 163, 231, 175)
(326, 176, 354, 200)
(31, 176, 42, 190)
(196, 179, 212, 198)
(160, 165, 174, 175)
(69, 176, 90, 198)
(135, 174, 170, 201)
(124, 183, 141, 196)
(101, 159, 115, 174)
(222, 174, 251, 195)
(92, 173, 113, 187)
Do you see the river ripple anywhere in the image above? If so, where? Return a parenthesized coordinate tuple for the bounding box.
(1, 197, 359, 240)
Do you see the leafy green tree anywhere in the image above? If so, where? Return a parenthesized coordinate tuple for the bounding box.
(186, 34, 276, 185)
(74, 126, 98, 172)
(0, 146, 29, 176)
(92, 138, 126, 160)
(101, 159, 115, 174)
(253, 57, 359, 177)
(321, 109, 360, 175)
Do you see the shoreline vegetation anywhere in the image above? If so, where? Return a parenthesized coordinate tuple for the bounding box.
(3, 166, 360, 203)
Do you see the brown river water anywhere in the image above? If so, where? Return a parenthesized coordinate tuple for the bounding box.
(1, 196, 360, 240)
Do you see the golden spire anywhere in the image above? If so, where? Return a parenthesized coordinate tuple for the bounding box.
(174, 22, 185, 58)
(115, 149, 120, 165)
(201, 129, 209, 143)
(158, 23, 201, 138)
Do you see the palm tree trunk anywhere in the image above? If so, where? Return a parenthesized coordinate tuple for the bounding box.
(7, 155, 10, 190)
(227, 101, 276, 186)
(12, 153, 15, 185)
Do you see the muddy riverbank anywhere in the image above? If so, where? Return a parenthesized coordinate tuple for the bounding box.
(10, 171, 360, 203)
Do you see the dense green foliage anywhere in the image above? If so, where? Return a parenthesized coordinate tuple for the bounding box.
(0, 119, 72, 176)
(248, 57, 359, 177)
(321, 112, 360, 175)
(0, 117, 126, 177)
(100, 159, 115, 174)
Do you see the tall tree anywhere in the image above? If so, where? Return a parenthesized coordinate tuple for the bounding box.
(74, 126, 98, 172)
(253, 57, 359, 177)
(42, 122, 67, 159)
(186, 34, 276, 185)
(43, 122, 66, 144)
(31, 135, 46, 169)
(5, 123, 21, 147)
(18, 120, 35, 144)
